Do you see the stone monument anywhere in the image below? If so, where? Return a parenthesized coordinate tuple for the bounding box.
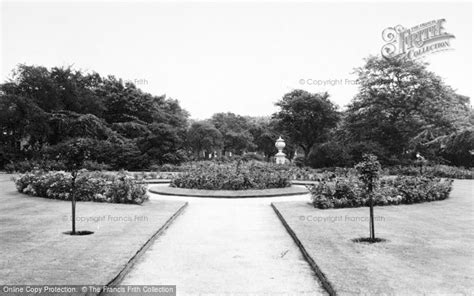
(275, 136, 286, 165)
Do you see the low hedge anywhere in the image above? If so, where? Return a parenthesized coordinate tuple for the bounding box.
(309, 175, 453, 209)
(15, 170, 148, 204)
(170, 161, 291, 190)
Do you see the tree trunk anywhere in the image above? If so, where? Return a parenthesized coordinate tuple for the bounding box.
(368, 182, 375, 240)
(301, 145, 311, 163)
(71, 172, 77, 235)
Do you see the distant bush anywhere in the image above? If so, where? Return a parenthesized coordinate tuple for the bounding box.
(171, 161, 291, 190)
(386, 165, 473, 179)
(293, 156, 306, 168)
(15, 170, 148, 204)
(4, 160, 67, 173)
(82, 161, 112, 171)
(241, 153, 265, 162)
(309, 175, 453, 209)
(4, 159, 112, 173)
(149, 163, 183, 172)
(308, 141, 352, 168)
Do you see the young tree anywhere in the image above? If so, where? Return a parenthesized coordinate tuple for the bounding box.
(355, 154, 381, 241)
(273, 90, 340, 162)
(48, 138, 92, 235)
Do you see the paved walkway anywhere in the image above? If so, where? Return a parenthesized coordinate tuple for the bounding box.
(121, 185, 326, 295)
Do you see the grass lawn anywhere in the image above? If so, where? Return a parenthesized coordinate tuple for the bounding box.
(272, 180, 474, 295)
(0, 173, 187, 285)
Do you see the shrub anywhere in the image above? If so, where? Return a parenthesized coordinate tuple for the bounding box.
(386, 165, 473, 179)
(14, 170, 148, 204)
(308, 175, 453, 209)
(293, 156, 306, 168)
(4, 160, 66, 173)
(308, 141, 352, 168)
(150, 163, 182, 172)
(170, 161, 291, 190)
(241, 153, 265, 162)
(82, 161, 111, 171)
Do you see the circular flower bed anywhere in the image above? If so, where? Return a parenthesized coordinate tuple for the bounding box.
(170, 161, 291, 190)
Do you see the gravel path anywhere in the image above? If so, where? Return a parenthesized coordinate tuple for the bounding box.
(120, 186, 326, 295)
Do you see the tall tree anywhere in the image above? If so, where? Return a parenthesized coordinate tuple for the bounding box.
(273, 90, 340, 161)
(211, 112, 255, 155)
(344, 56, 472, 162)
(186, 121, 223, 158)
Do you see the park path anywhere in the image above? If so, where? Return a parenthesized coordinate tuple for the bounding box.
(120, 186, 326, 295)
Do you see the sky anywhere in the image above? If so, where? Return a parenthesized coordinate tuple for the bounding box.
(1, 0, 472, 119)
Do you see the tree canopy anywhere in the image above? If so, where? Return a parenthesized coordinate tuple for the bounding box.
(273, 90, 340, 161)
(342, 56, 472, 164)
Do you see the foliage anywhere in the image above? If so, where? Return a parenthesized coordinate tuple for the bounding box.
(355, 154, 381, 192)
(241, 153, 265, 162)
(343, 56, 472, 163)
(386, 165, 473, 179)
(309, 175, 453, 209)
(308, 141, 352, 168)
(170, 161, 291, 190)
(0, 64, 189, 170)
(186, 121, 223, 158)
(440, 129, 474, 168)
(4, 160, 66, 173)
(14, 170, 148, 204)
(210, 113, 256, 155)
(273, 90, 340, 161)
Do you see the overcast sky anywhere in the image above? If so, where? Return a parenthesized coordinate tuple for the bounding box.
(1, 1, 472, 119)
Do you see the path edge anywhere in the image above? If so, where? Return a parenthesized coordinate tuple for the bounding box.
(98, 202, 188, 295)
(271, 203, 337, 296)
(149, 185, 309, 198)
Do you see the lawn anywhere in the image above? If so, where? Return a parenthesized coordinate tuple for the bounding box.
(272, 180, 474, 295)
(0, 173, 187, 285)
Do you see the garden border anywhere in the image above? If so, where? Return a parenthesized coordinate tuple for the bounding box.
(148, 185, 309, 198)
(271, 203, 336, 296)
(99, 202, 188, 294)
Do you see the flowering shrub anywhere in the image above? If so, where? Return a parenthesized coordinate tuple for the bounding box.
(385, 165, 473, 179)
(309, 175, 453, 209)
(170, 161, 291, 190)
(15, 170, 148, 204)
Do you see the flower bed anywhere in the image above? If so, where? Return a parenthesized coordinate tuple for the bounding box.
(14, 170, 148, 204)
(385, 165, 473, 179)
(309, 175, 453, 209)
(170, 161, 291, 190)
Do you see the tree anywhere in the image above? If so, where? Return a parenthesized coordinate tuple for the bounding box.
(47, 138, 92, 235)
(0, 64, 190, 170)
(186, 121, 223, 158)
(211, 113, 255, 155)
(440, 129, 474, 167)
(247, 117, 278, 160)
(355, 154, 381, 242)
(344, 56, 472, 164)
(273, 90, 340, 162)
